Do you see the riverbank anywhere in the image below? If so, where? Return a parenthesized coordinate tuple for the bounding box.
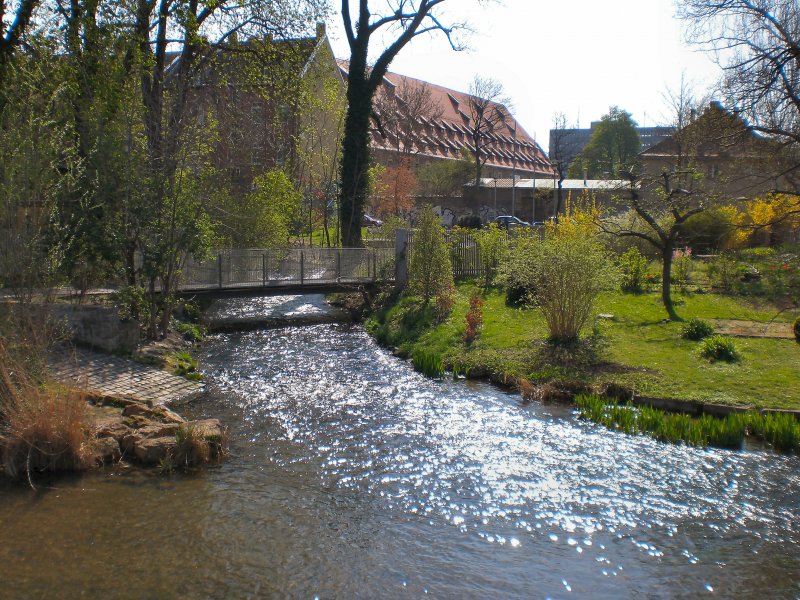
(366, 282, 800, 412)
(0, 339, 226, 483)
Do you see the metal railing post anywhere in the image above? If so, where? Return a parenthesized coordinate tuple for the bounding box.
(300, 250, 304, 285)
(217, 252, 223, 288)
(262, 253, 266, 287)
(336, 249, 341, 282)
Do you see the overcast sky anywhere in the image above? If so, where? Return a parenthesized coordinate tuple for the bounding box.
(327, 0, 723, 152)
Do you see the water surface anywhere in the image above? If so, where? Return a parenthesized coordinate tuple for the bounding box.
(0, 297, 798, 598)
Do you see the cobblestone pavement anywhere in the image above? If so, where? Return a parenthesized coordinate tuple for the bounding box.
(49, 348, 203, 404)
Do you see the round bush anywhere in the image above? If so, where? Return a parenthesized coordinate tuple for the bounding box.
(681, 317, 715, 341)
(699, 335, 741, 363)
(794, 315, 800, 343)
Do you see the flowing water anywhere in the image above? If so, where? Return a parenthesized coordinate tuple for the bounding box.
(0, 296, 798, 598)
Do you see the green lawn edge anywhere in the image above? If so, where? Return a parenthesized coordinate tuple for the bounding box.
(365, 281, 800, 410)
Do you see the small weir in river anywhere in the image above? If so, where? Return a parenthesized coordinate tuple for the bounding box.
(0, 295, 798, 598)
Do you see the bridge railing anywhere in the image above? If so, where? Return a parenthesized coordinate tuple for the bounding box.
(177, 247, 395, 291)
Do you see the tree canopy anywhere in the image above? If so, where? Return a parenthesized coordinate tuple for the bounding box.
(570, 107, 641, 179)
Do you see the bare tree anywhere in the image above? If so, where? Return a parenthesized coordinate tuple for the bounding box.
(679, 0, 800, 193)
(548, 112, 579, 222)
(602, 88, 725, 320)
(373, 78, 443, 157)
(338, 0, 474, 247)
(466, 75, 510, 184)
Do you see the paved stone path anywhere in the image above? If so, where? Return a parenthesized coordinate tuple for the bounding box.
(49, 348, 203, 404)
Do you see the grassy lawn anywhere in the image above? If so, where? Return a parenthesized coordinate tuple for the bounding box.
(367, 282, 800, 410)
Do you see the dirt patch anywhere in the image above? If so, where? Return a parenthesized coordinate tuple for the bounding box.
(711, 319, 794, 339)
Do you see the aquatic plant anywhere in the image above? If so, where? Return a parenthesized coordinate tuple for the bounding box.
(411, 349, 444, 377)
(576, 395, 800, 454)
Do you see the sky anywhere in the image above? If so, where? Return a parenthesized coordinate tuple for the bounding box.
(326, 0, 723, 152)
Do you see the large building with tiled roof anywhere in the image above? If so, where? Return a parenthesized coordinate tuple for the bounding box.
(337, 60, 554, 180)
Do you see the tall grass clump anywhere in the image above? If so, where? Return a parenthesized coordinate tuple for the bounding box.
(169, 423, 228, 470)
(0, 340, 96, 481)
(681, 317, 714, 341)
(699, 335, 741, 362)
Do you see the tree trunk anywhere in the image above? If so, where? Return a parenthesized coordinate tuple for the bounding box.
(661, 244, 679, 321)
(339, 53, 372, 248)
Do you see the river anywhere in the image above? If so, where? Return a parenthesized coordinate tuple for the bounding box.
(0, 296, 798, 598)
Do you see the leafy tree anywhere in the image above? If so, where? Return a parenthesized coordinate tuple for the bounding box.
(371, 158, 417, 218)
(570, 106, 641, 179)
(338, 0, 470, 247)
(408, 204, 454, 304)
(416, 153, 475, 197)
(240, 170, 303, 248)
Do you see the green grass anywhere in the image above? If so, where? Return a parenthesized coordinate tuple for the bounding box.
(368, 282, 800, 409)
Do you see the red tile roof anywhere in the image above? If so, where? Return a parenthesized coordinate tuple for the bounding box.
(337, 60, 554, 177)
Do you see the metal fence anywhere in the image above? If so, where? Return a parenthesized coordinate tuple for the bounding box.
(177, 247, 395, 291)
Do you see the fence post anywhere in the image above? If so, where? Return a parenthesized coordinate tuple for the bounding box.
(262, 253, 266, 287)
(300, 250, 304, 285)
(395, 228, 409, 290)
(336, 249, 341, 282)
(217, 252, 223, 288)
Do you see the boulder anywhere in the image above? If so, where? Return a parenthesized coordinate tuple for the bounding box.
(94, 437, 122, 464)
(138, 422, 181, 439)
(123, 402, 185, 424)
(96, 421, 131, 442)
(133, 437, 177, 465)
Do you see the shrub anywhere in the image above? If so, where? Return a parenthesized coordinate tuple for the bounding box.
(699, 335, 741, 363)
(618, 247, 649, 293)
(463, 294, 484, 345)
(672, 247, 693, 289)
(681, 317, 715, 341)
(794, 316, 800, 343)
(174, 320, 206, 343)
(472, 223, 508, 287)
(502, 227, 615, 343)
(112, 285, 147, 322)
(408, 204, 455, 309)
(707, 254, 738, 292)
(456, 214, 482, 229)
(168, 351, 202, 380)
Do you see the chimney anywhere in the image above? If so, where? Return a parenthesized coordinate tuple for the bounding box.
(316, 22, 326, 39)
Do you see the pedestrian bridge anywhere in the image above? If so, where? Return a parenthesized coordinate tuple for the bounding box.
(175, 247, 396, 297)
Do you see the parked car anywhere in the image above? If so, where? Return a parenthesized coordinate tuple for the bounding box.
(493, 215, 530, 229)
(362, 214, 383, 227)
